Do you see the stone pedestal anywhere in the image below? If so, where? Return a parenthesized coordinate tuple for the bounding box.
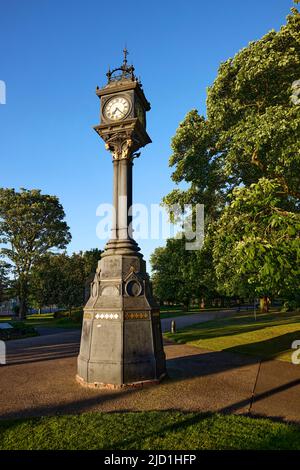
(77, 246, 166, 387)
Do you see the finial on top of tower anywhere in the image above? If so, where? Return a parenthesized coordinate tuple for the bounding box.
(123, 47, 128, 67)
(106, 48, 136, 83)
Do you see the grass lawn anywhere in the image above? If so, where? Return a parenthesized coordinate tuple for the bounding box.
(164, 310, 300, 362)
(1, 307, 237, 326)
(160, 306, 235, 319)
(1, 411, 300, 450)
(0, 313, 82, 329)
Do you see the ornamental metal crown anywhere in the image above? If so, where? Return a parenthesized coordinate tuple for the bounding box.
(106, 48, 140, 84)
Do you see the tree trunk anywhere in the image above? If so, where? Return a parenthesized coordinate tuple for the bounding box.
(16, 274, 29, 320)
(18, 298, 27, 320)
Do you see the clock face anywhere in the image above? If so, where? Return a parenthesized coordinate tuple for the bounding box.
(103, 95, 130, 121)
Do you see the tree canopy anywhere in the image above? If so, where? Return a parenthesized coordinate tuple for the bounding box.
(29, 249, 102, 313)
(159, 6, 300, 308)
(0, 188, 71, 317)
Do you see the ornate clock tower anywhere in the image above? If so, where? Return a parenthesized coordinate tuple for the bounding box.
(77, 50, 166, 388)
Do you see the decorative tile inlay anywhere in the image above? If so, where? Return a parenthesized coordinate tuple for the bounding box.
(95, 313, 119, 320)
(125, 312, 149, 320)
(83, 313, 92, 320)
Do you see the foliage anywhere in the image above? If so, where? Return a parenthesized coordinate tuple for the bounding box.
(80, 248, 102, 279)
(150, 237, 219, 308)
(29, 249, 101, 313)
(151, 238, 197, 308)
(161, 7, 300, 305)
(212, 178, 300, 299)
(53, 308, 83, 323)
(0, 188, 71, 318)
(0, 322, 38, 341)
(29, 254, 62, 312)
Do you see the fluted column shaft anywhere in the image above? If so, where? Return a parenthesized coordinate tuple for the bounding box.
(111, 159, 119, 240)
(117, 158, 132, 240)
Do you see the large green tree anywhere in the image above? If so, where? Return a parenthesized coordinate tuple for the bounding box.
(0, 188, 71, 318)
(212, 179, 300, 305)
(29, 249, 102, 313)
(164, 7, 300, 211)
(151, 238, 196, 309)
(162, 6, 300, 309)
(29, 253, 62, 314)
(150, 237, 218, 309)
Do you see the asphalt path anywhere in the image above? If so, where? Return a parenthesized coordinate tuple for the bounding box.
(1, 310, 300, 423)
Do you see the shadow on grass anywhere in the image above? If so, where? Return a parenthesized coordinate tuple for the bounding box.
(166, 311, 300, 348)
(108, 409, 300, 450)
(224, 331, 300, 360)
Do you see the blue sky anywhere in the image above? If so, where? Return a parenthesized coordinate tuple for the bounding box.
(0, 0, 295, 266)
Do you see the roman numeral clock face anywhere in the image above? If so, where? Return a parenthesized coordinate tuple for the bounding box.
(103, 96, 130, 121)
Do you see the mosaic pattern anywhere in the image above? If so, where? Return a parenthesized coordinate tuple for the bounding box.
(95, 313, 119, 320)
(83, 313, 92, 320)
(125, 312, 149, 320)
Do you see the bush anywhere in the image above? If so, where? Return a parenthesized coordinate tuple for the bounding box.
(54, 308, 83, 323)
(0, 322, 38, 341)
(53, 310, 67, 319)
(281, 300, 300, 313)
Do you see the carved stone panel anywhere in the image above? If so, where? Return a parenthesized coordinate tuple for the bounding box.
(100, 257, 122, 278)
(101, 285, 120, 297)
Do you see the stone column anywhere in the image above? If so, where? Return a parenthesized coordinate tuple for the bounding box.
(118, 158, 129, 241)
(111, 159, 119, 240)
(127, 159, 133, 239)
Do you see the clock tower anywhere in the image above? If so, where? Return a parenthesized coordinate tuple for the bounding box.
(77, 50, 166, 388)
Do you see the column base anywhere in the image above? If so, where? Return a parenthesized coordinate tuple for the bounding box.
(75, 372, 167, 390)
(77, 250, 166, 388)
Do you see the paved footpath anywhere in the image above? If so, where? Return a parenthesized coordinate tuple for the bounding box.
(161, 310, 236, 333)
(0, 311, 300, 423)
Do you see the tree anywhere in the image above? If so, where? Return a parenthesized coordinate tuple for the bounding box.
(0, 188, 71, 318)
(164, 7, 300, 210)
(57, 253, 86, 314)
(29, 249, 102, 314)
(80, 248, 102, 278)
(150, 237, 217, 309)
(29, 254, 62, 314)
(211, 178, 300, 309)
(162, 6, 300, 310)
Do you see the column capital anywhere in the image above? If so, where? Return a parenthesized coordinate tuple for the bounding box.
(105, 137, 134, 161)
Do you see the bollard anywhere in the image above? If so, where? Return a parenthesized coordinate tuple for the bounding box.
(171, 320, 176, 334)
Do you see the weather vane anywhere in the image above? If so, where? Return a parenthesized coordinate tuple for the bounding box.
(123, 47, 128, 66)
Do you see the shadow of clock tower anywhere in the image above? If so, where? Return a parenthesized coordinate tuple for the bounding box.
(77, 50, 166, 388)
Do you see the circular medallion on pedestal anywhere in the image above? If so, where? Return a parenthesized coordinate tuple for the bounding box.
(125, 280, 142, 297)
